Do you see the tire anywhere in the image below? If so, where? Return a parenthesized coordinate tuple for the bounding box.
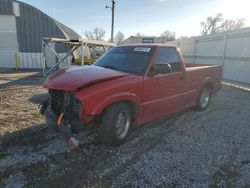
(196, 86, 211, 111)
(98, 103, 132, 146)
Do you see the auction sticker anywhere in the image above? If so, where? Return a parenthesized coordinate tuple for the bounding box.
(133, 47, 151, 52)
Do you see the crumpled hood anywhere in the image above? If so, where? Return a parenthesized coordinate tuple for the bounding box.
(43, 65, 129, 91)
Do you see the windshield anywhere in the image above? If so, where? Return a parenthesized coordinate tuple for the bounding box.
(93, 46, 154, 75)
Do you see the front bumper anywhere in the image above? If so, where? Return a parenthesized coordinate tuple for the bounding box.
(44, 104, 80, 149)
(44, 104, 85, 133)
(44, 104, 60, 132)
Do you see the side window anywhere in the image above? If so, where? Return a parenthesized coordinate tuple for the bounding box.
(156, 47, 181, 72)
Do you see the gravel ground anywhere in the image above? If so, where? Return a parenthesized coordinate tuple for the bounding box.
(0, 87, 46, 137)
(0, 83, 250, 187)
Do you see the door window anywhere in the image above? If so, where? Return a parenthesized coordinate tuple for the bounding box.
(156, 47, 181, 72)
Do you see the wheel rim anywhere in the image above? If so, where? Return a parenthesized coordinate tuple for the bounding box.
(200, 88, 210, 108)
(115, 111, 130, 140)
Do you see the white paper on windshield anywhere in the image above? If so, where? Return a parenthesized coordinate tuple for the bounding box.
(133, 47, 151, 52)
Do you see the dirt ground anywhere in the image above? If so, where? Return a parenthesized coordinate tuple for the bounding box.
(0, 87, 45, 136)
(0, 72, 250, 188)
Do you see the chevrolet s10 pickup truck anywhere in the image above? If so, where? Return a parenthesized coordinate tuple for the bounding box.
(42, 44, 222, 147)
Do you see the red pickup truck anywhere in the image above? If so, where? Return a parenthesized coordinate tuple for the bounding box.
(43, 44, 222, 147)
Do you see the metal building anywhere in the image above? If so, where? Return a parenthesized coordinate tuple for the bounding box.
(0, 0, 80, 69)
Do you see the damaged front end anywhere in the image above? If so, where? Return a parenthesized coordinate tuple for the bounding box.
(42, 89, 84, 149)
(50, 90, 82, 124)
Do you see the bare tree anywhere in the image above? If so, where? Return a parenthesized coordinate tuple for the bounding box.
(84, 27, 106, 40)
(115, 31, 125, 43)
(93, 28, 106, 40)
(84, 30, 94, 40)
(135, 32, 145, 37)
(201, 13, 224, 35)
(220, 18, 245, 31)
(161, 30, 176, 41)
(201, 13, 245, 35)
(177, 36, 190, 41)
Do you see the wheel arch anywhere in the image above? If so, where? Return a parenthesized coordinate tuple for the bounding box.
(204, 81, 214, 95)
(201, 77, 214, 94)
(90, 92, 141, 120)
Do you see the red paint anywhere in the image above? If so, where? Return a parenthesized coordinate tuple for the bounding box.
(44, 44, 222, 125)
(43, 65, 129, 91)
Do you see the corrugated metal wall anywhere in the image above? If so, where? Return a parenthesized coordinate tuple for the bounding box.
(16, 3, 65, 53)
(0, 0, 66, 53)
(0, 0, 80, 69)
(0, 0, 13, 14)
(0, 15, 19, 68)
(167, 28, 250, 84)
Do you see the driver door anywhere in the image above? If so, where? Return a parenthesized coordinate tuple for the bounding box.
(142, 47, 186, 122)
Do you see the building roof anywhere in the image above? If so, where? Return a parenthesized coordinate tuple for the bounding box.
(121, 36, 166, 44)
(0, 0, 81, 53)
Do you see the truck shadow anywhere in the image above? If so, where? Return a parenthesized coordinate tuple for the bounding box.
(0, 123, 48, 152)
(28, 92, 49, 104)
(0, 71, 44, 89)
(0, 108, 191, 152)
(0, 114, 185, 153)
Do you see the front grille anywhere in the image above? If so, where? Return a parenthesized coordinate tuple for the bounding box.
(49, 89, 64, 115)
(49, 89, 81, 119)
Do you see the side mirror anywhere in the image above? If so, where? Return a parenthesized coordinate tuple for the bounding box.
(149, 66, 158, 76)
(152, 63, 172, 75)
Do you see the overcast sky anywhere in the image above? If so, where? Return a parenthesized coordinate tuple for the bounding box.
(19, 0, 250, 39)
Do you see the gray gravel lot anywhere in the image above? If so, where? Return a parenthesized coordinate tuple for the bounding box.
(1, 84, 250, 188)
(111, 85, 250, 187)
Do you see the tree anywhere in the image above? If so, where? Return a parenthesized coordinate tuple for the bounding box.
(177, 36, 190, 41)
(84, 31, 93, 40)
(200, 13, 223, 35)
(84, 27, 106, 40)
(161, 30, 176, 41)
(220, 18, 245, 32)
(115, 31, 125, 43)
(201, 13, 245, 35)
(135, 32, 145, 37)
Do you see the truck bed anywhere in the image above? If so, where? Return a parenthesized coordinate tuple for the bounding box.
(185, 63, 220, 69)
(184, 63, 222, 96)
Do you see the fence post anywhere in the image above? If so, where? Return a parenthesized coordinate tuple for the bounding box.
(221, 35, 227, 77)
(42, 40, 46, 76)
(193, 39, 197, 64)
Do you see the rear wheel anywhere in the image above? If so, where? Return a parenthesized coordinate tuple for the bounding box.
(98, 103, 132, 146)
(196, 86, 211, 111)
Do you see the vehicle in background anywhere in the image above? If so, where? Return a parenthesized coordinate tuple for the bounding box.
(72, 45, 108, 65)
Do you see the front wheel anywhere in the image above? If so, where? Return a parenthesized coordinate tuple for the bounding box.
(98, 103, 132, 146)
(196, 86, 211, 111)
